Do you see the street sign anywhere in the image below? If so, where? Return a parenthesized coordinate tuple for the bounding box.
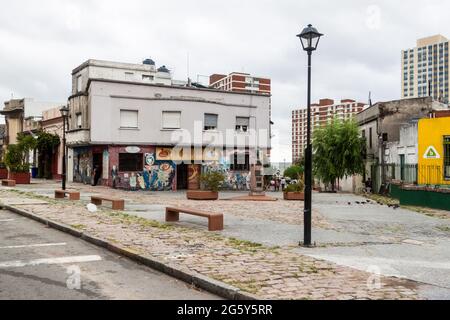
(423, 146, 440, 159)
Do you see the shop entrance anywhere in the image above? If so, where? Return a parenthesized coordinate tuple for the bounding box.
(93, 153, 103, 186)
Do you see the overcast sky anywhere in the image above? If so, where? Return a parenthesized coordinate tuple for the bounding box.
(0, 0, 449, 162)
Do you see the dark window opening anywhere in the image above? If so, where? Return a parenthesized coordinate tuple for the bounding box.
(230, 152, 250, 171)
(204, 114, 218, 131)
(444, 136, 450, 179)
(119, 153, 143, 172)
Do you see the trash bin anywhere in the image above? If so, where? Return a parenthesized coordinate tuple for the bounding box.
(31, 167, 38, 178)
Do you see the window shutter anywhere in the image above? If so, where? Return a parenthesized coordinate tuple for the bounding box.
(120, 110, 138, 128)
(204, 114, 218, 128)
(162, 112, 181, 129)
(236, 117, 250, 126)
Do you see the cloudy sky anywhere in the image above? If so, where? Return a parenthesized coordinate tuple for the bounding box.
(0, 0, 449, 162)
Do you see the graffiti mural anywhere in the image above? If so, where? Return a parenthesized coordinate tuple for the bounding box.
(203, 160, 251, 191)
(142, 154, 176, 191)
(73, 148, 92, 184)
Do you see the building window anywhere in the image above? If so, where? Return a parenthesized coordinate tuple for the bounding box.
(204, 114, 218, 131)
(444, 136, 450, 179)
(125, 72, 134, 81)
(77, 75, 82, 92)
(162, 111, 181, 129)
(236, 117, 250, 132)
(142, 75, 154, 81)
(369, 128, 373, 149)
(119, 153, 143, 172)
(76, 113, 82, 129)
(230, 152, 250, 171)
(120, 110, 138, 129)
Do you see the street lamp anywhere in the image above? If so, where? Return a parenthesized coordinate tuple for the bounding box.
(60, 105, 70, 191)
(297, 24, 323, 247)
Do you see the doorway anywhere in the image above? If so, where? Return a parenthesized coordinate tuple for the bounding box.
(177, 164, 188, 190)
(93, 153, 103, 185)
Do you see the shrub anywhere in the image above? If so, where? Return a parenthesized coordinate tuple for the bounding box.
(4, 144, 30, 173)
(200, 171, 226, 192)
(285, 180, 305, 193)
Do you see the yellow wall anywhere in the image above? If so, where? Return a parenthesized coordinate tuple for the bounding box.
(418, 117, 450, 185)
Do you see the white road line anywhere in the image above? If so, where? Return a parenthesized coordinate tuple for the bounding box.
(0, 219, 14, 222)
(0, 255, 102, 268)
(0, 243, 67, 250)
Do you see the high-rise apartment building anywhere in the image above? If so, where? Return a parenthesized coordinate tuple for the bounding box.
(401, 35, 449, 103)
(292, 99, 366, 162)
(209, 72, 271, 95)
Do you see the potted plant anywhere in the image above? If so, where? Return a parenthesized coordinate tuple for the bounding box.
(284, 180, 305, 201)
(187, 171, 225, 200)
(0, 162, 8, 180)
(4, 134, 36, 185)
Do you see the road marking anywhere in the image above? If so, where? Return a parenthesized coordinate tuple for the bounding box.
(0, 243, 67, 250)
(0, 255, 102, 268)
(0, 219, 14, 222)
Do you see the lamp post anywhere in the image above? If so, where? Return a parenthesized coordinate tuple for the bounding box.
(297, 24, 323, 247)
(60, 105, 70, 191)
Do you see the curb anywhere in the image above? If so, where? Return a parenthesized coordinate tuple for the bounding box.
(1, 204, 258, 300)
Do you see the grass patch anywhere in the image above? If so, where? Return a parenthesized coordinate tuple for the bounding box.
(227, 238, 263, 253)
(103, 210, 174, 230)
(71, 224, 86, 230)
(365, 194, 399, 206)
(225, 280, 262, 295)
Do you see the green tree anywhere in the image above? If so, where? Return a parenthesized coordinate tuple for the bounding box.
(36, 131, 60, 179)
(284, 165, 304, 180)
(313, 119, 365, 191)
(5, 133, 38, 173)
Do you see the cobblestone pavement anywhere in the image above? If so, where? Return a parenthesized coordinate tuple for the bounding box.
(0, 186, 424, 300)
(11, 181, 332, 228)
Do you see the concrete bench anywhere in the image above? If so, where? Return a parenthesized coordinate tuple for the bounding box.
(166, 207, 224, 231)
(55, 190, 80, 201)
(2, 180, 16, 187)
(91, 196, 125, 211)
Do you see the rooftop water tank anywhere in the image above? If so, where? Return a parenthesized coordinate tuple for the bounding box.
(143, 58, 155, 66)
(157, 65, 170, 73)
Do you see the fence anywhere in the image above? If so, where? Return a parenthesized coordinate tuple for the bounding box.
(370, 163, 448, 194)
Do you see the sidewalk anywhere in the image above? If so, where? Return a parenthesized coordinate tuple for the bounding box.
(0, 182, 429, 300)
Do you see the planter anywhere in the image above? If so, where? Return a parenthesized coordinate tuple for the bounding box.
(0, 168, 8, 180)
(8, 172, 31, 185)
(187, 190, 219, 201)
(284, 192, 305, 201)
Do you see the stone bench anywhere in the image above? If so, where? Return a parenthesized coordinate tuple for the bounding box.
(91, 196, 125, 210)
(55, 190, 80, 201)
(2, 180, 16, 187)
(166, 207, 224, 231)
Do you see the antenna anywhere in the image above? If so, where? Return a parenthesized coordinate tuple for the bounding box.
(187, 52, 190, 80)
(369, 91, 373, 107)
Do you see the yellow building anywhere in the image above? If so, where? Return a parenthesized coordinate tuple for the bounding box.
(418, 116, 450, 185)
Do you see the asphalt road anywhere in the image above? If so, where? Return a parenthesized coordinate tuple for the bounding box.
(0, 209, 219, 300)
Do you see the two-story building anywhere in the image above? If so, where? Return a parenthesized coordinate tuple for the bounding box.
(67, 59, 272, 191)
(356, 97, 449, 191)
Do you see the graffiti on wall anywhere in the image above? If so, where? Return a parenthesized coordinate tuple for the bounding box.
(203, 160, 251, 191)
(111, 153, 176, 191)
(73, 148, 92, 184)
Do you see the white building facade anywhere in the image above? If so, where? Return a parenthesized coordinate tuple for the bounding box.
(67, 60, 272, 191)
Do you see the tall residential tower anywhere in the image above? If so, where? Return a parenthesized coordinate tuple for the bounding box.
(401, 35, 449, 103)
